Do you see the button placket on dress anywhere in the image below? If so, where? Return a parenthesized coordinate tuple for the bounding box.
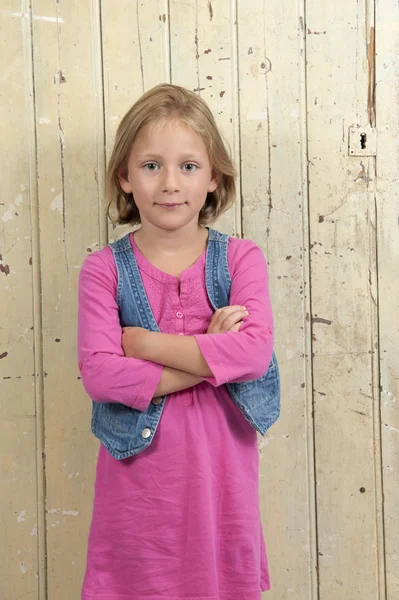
(177, 276, 192, 407)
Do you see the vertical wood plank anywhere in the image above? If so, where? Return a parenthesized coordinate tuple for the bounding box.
(169, 0, 241, 237)
(32, 0, 105, 597)
(3, 1, 398, 598)
(237, 1, 317, 598)
(305, 1, 384, 597)
(0, 3, 40, 598)
(375, 0, 399, 596)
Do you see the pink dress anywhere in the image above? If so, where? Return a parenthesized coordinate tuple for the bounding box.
(78, 231, 274, 600)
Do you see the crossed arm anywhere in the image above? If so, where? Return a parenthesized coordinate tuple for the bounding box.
(121, 305, 248, 397)
(77, 241, 273, 410)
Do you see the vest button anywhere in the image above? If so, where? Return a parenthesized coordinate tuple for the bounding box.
(176, 311, 183, 319)
(141, 428, 152, 439)
(152, 397, 162, 405)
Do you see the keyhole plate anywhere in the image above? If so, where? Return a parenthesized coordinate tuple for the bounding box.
(349, 125, 377, 156)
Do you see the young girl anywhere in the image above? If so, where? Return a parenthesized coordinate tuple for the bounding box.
(78, 83, 275, 599)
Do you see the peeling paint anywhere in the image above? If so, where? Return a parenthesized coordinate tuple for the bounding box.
(2, 194, 23, 222)
(355, 161, 372, 184)
(53, 69, 66, 85)
(51, 520, 61, 527)
(47, 508, 79, 516)
(17, 510, 26, 523)
(50, 193, 63, 213)
(0, 262, 11, 276)
(194, 0, 200, 93)
(312, 317, 332, 325)
(137, 2, 145, 93)
(385, 424, 399, 434)
(9, 11, 64, 23)
(367, 27, 375, 126)
(55, 294, 62, 311)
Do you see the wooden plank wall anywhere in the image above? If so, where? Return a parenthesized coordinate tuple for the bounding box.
(1, 1, 397, 599)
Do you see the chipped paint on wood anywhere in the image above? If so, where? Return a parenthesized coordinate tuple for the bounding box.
(1, 1, 397, 599)
(367, 27, 376, 127)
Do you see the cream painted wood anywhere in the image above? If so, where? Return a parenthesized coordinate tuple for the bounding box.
(237, 2, 317, 598)
(31, 1, 105, 597)
(1, 1, 398, 599)
(305, 1, 384, 599)
(375, 0, 399, 596)
(0, 4, 40, 598)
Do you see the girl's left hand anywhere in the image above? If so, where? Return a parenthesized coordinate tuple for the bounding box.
(121, 327, 150, 359)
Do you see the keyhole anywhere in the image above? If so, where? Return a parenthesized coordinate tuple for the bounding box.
(360, 133, 367, 149)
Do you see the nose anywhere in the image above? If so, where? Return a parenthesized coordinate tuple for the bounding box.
(161, 167, 179, 192)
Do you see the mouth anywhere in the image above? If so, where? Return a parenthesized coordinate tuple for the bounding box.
(155, 202, 186, 209)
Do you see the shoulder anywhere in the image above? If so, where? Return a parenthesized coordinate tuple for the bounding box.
(78, 244, 117, 290)
(227, 235, 268, 277)
(227, 235, 259, 255)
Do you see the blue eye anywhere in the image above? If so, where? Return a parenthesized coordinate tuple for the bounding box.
(144, 163, 158, 171)
(183, 163, 197, 172)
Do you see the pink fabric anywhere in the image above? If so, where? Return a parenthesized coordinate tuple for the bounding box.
(78, 231, 273, 599)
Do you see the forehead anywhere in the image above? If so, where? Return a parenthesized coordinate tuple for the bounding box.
(133, 119, 208, 155)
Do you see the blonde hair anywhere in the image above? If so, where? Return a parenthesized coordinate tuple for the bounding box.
(106, 83, 237, 226)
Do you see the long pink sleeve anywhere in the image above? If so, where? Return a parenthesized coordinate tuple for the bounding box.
(194, 240, 274, 386)
(77, 249, 163, 411)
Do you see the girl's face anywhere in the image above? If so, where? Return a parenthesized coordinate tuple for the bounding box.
(118, 119, 220, 233)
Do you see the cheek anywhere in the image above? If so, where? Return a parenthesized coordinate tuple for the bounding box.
(193, 174, 212, 193)
(131, 175, 153, 198)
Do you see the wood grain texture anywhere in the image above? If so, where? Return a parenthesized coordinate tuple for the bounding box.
(237, 1, 317, 598)
(375, 1, 399, 597)
(1, 1, 397, 598)
(31, 0, 105, 596)
(305, 0, 384, 598)
(0, 2, 40, 598)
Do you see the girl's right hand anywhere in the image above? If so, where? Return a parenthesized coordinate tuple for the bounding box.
(206, 306, 249, 334)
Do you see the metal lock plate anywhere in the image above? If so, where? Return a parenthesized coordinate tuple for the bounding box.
(348, 125, 377, 156)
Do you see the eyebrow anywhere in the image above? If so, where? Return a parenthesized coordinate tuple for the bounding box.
(136, 154, 204, 161)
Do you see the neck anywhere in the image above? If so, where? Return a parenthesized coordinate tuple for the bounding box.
(134, 222, 209, 256)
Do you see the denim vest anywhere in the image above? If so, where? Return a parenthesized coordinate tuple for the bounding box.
(91, 227, 280, 460)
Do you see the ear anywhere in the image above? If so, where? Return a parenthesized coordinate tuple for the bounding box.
(117, 167, 133, 194)
(208, 169, 221, 193)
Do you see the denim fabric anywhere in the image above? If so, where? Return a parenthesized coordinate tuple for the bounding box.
(91, 228, 280, 459)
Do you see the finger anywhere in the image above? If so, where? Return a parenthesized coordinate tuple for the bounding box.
(220, 309, 248, 331)
(212, 305, 247, 327)
(228, 321, 243, 332)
